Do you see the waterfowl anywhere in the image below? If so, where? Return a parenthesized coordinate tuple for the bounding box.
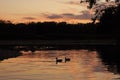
(56, 58, 62, 64)
(65, 57, 70, 63)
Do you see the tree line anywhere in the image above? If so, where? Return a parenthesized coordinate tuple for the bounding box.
(0, 2, 120, 40)
(0, 21, 99, 40)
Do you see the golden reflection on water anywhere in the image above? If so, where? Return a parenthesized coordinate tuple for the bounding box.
(0, 50, 120, 80)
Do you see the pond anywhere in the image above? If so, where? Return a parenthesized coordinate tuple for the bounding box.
(0, 49, 120, 80)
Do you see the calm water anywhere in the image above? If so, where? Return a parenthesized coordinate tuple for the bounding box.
(0, 50, 120, 80)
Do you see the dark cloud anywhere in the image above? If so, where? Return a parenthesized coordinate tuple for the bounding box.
(62, 13, 79, 19)
(47, 14, 63, 19)
(46, 11, 92, 20)
(65, 1, 80, 5)
(23, 17, 36, 20)
(79, 11, 92, 19)
(62, 13, 74, 16)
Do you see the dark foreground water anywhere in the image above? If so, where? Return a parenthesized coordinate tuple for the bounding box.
(0, 49, 120, 80)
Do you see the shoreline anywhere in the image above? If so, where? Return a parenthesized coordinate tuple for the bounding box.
(0, 40, 118, 46)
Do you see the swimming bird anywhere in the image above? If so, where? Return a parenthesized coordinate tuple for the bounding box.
(56, 57, 62, 64)
(65, 57, 70, 63)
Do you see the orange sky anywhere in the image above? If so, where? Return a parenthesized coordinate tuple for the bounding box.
(0, 0, 94, 23)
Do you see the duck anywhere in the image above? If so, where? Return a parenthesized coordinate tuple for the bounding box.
(65, 57, 70, 63)
(56, 57, 62, 64)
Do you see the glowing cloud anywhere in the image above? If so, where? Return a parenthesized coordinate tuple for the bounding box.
(45, 11, 92, 20)
(23, 17, 36, 20)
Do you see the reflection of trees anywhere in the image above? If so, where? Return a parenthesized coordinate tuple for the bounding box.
(97, 46, 120, 74)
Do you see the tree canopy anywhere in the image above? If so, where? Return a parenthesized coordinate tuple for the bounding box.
(81, 0, 120, 24)
(80, 0, 120, 8)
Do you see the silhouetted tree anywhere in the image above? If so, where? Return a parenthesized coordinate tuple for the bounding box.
(80, 0, 120, 23)
(0, 20, 98, 40)
(98, 4, 120, 39)
(80, 0, 120, 40)
(80, 0, 120, 8)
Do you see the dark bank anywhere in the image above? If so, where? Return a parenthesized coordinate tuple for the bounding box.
(0, 48, 21, 60)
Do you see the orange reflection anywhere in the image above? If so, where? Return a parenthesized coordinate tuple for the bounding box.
(0, 50, 119, 80)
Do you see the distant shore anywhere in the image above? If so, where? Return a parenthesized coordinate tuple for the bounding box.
(0, 39, 118, 46)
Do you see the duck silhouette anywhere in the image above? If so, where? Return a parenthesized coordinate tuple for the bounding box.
(65, 57, 70, 63)
(56, 57, 62, 64)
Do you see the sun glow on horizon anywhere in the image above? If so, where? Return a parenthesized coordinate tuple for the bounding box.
(0, 0, 92, 24)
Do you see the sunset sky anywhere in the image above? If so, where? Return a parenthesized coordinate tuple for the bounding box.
(0, 0, 95, 23)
